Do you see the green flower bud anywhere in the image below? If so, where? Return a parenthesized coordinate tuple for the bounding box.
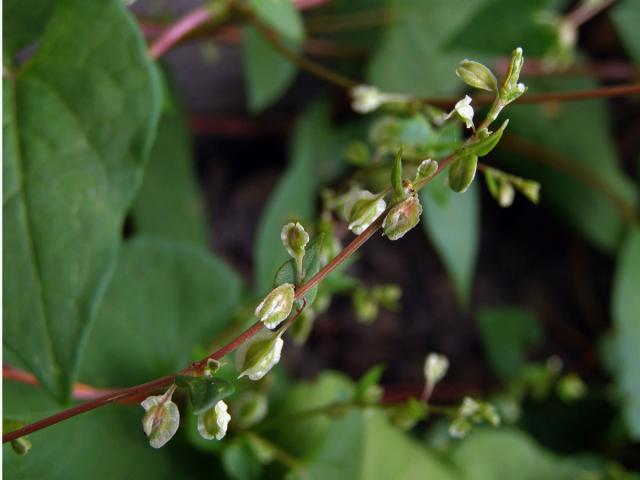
(389, 398, 428, 430)
(281, 222, 309, 261)
(372, 284, 402, 310)
(502, 47, 527, 104)
(255, 283, 295, 329)
(516, 179, 540, 204)
(197, 400, 231, 440)
(485, 170, 515, 208)
(233, 392, 269, 429)
(456, 59, 498, 92)
(344, 141, 370, 166)
(382, 194, 423, 240)
(141, 387, 180, 449)
(348, 191, 387, 235)
(423, 353, 449, 398)
(236, 329, 284, 381)
(557, 373, 587, 402)
(459, 397, 481, 418)
(448, 155, 478, 193)
(353, 287, 379, 323)
(449, 417, 471, 439)
(414, 158, 439, 183)
(445, 95, 474, 129)
(11, 437, 32, 456)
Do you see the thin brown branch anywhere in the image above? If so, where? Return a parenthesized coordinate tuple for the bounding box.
(500, 132, 638, 222)
(234, 2, 358, 90)
(3, 127, 464, 445)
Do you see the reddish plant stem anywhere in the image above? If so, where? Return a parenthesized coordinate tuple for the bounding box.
(3, 366, 120, 402)
(3, 138, 462, 444)
(148, 6, 214, 59)
(565, 0, 615, 28)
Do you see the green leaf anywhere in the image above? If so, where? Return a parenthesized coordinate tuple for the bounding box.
(391, 150, 404, 198)
(462, 119, 509, 158)
(445, 0, 557, 57)
(243, 26, 299, 113)
(175, 375, 235, 415)
(367, 0, 487, 96)
(268, 372, 456, 480)
(255, 102, 348, 294)
(611, 225, 640, 439)
(450, 429, 563, 480)
(3, 0, 54, 58)
(80, 236, 243, 387)
(475, 306, 542, 380)
(502, 77, 637, 252)
(420, 175, 479, 307)
(222, 437, 263, 480)
(131, 80, 207, 245)
(274, 234, 325, 307)
(249, 0, 304, 43)
(610, 0, 640, 63)
(3, 0, 161, 401)
(3, 382, 182, 480)
(292, 410, 454, 480)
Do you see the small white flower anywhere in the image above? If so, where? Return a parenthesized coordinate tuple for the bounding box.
(445, 95, 475, 129)
(255, 283, 295, 329)
(141, 387, 180, 449)
(236, 329, 284, 381)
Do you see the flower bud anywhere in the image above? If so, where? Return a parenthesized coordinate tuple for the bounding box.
(236, 329, 284, 381)
(197, 400, 231, 440)
(445, 95, 474, 129)
(459, 397, 481, 417)
(11, 437, 32, 456)
(449, 417, 471, 439)
(351, 85, 386, 114)
(557, 373, 586, 402)
(372, 284, 402, 310)
(502, 47, 527, 103)
(456, 59, 498, 92)
(353, 287, 379, 323)
(414, 158, 438, 183)
(448, 155, 477, 193)
(348, 191, 387, 235)
(516, 179, 540, 204)
(382, 194, 422, 240)
(423, 353, 449, 397)
(255, 283, 295, 329)
(281, 222, 309, 261)
(141, 387, 180, 449)
(233, 392, 269, 429)
(388, 398, 428, 430)
(344, 141, 370, 166)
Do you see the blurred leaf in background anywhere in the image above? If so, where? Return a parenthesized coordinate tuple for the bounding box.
(476, 306, 543, 381)
(131, 73, 208, 245)
(610, 226, 640, 440)
(80, 236, 243, 387)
